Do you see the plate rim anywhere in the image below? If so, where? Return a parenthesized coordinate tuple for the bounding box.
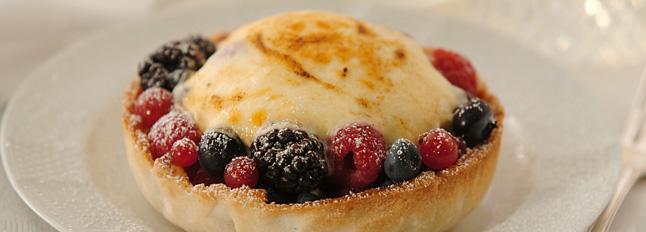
(0, 28, 108, 232)
(0, 1, 619, 231)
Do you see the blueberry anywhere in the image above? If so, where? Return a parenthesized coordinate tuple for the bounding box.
(384, 139, 422, 182)
(198, 128, 246, 177)
(379, 179, 395, 188)
(452, 98, 497, 147)
(373, 172, 394, 188)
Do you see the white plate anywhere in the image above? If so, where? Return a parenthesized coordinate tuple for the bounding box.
(0, 1, 620, 231)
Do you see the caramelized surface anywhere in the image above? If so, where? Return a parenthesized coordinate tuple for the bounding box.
(182, 11, 465, 144)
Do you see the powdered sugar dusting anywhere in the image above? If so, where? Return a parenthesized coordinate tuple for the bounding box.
(125, 83, 500, 214)
(224, 157, 259, 188)
(253, 121, 310, 141)
(329, 123, 387, 170)
(226, 157, 257, 179)
(147, 110, 201, 158)
(172, 80, 192, 110)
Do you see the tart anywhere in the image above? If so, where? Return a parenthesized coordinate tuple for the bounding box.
(122, 11, 503, 232)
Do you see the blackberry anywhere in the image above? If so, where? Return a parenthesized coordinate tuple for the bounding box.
(263, 185, 292, 204)
(138, 36, 216, 91)
(138, 62, 194, 90)
(296, 191, 323, 203)
(198, 128, 246, 177)
(167, 69, 195, 90)
(188, 36, 217, 58)
(151, 41, 202, 70)
(138, 59, 170, 90)
(250, 127, 327, 194)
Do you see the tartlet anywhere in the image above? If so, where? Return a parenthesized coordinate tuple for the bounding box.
(122, 11, 503, 232)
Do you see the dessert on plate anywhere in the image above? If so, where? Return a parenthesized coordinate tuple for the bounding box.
(122, 11, 503, 232)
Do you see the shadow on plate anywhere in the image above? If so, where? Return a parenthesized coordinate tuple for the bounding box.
(452, 116, 535, 231)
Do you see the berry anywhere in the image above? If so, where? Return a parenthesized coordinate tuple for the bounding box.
(373, 172, 394, 188)
(264, 186, 291, 204)
(379, 179, 395, 188)
(250, 127, 327, 194)
(430, 48, 478, 95)
(170, 138, 199, 168)
(167, 69, 195, 90)
(184, 163, 201, 180)
(138, 36, 215, 90)
(419, 128, 459, 170)
(198, 128, 246, 177)
(134, 87, 173, 129)
(452, 98, 497, 147)
(148, 111, 201, 159)
(188, 36, 217, 58)
(224, 157, 260, 188)
(296, 191, 323, 203)
(190, 167, 222, 186)
(327, 123, 387, 192)
(138, 60, 170, 90)
(150, 40, 204, 71)
(384, 139, 422, 182)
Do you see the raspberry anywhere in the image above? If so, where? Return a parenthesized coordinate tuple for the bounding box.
(418, 128, 459, 170)
(430, 48, 478, 95)
(170, 138, 199, 168)
(134, 87, 173, 129)
(148, 111, 201, 159)
(224, 157, 260, 188)
(250, 127, 327, 194)
(327, 123, 386, 192)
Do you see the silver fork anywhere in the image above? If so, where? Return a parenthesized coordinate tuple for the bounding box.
(590, 68, 646, 232)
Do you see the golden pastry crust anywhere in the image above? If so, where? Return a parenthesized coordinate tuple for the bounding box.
(122, 71, 503, 232)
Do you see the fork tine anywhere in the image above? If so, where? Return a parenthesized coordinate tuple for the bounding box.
(636, 107, 646, 151)
(623, 66, 646, 146)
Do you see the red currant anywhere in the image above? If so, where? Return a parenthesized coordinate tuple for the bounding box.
(148, 111, 201, 159)
(419, 128, 459, 170)
(170, 138, 198, 167)
(224, 157, 259, 188)
(134, 87, 173, 129)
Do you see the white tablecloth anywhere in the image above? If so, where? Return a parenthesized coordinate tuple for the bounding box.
(0, 1, 645, 231)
